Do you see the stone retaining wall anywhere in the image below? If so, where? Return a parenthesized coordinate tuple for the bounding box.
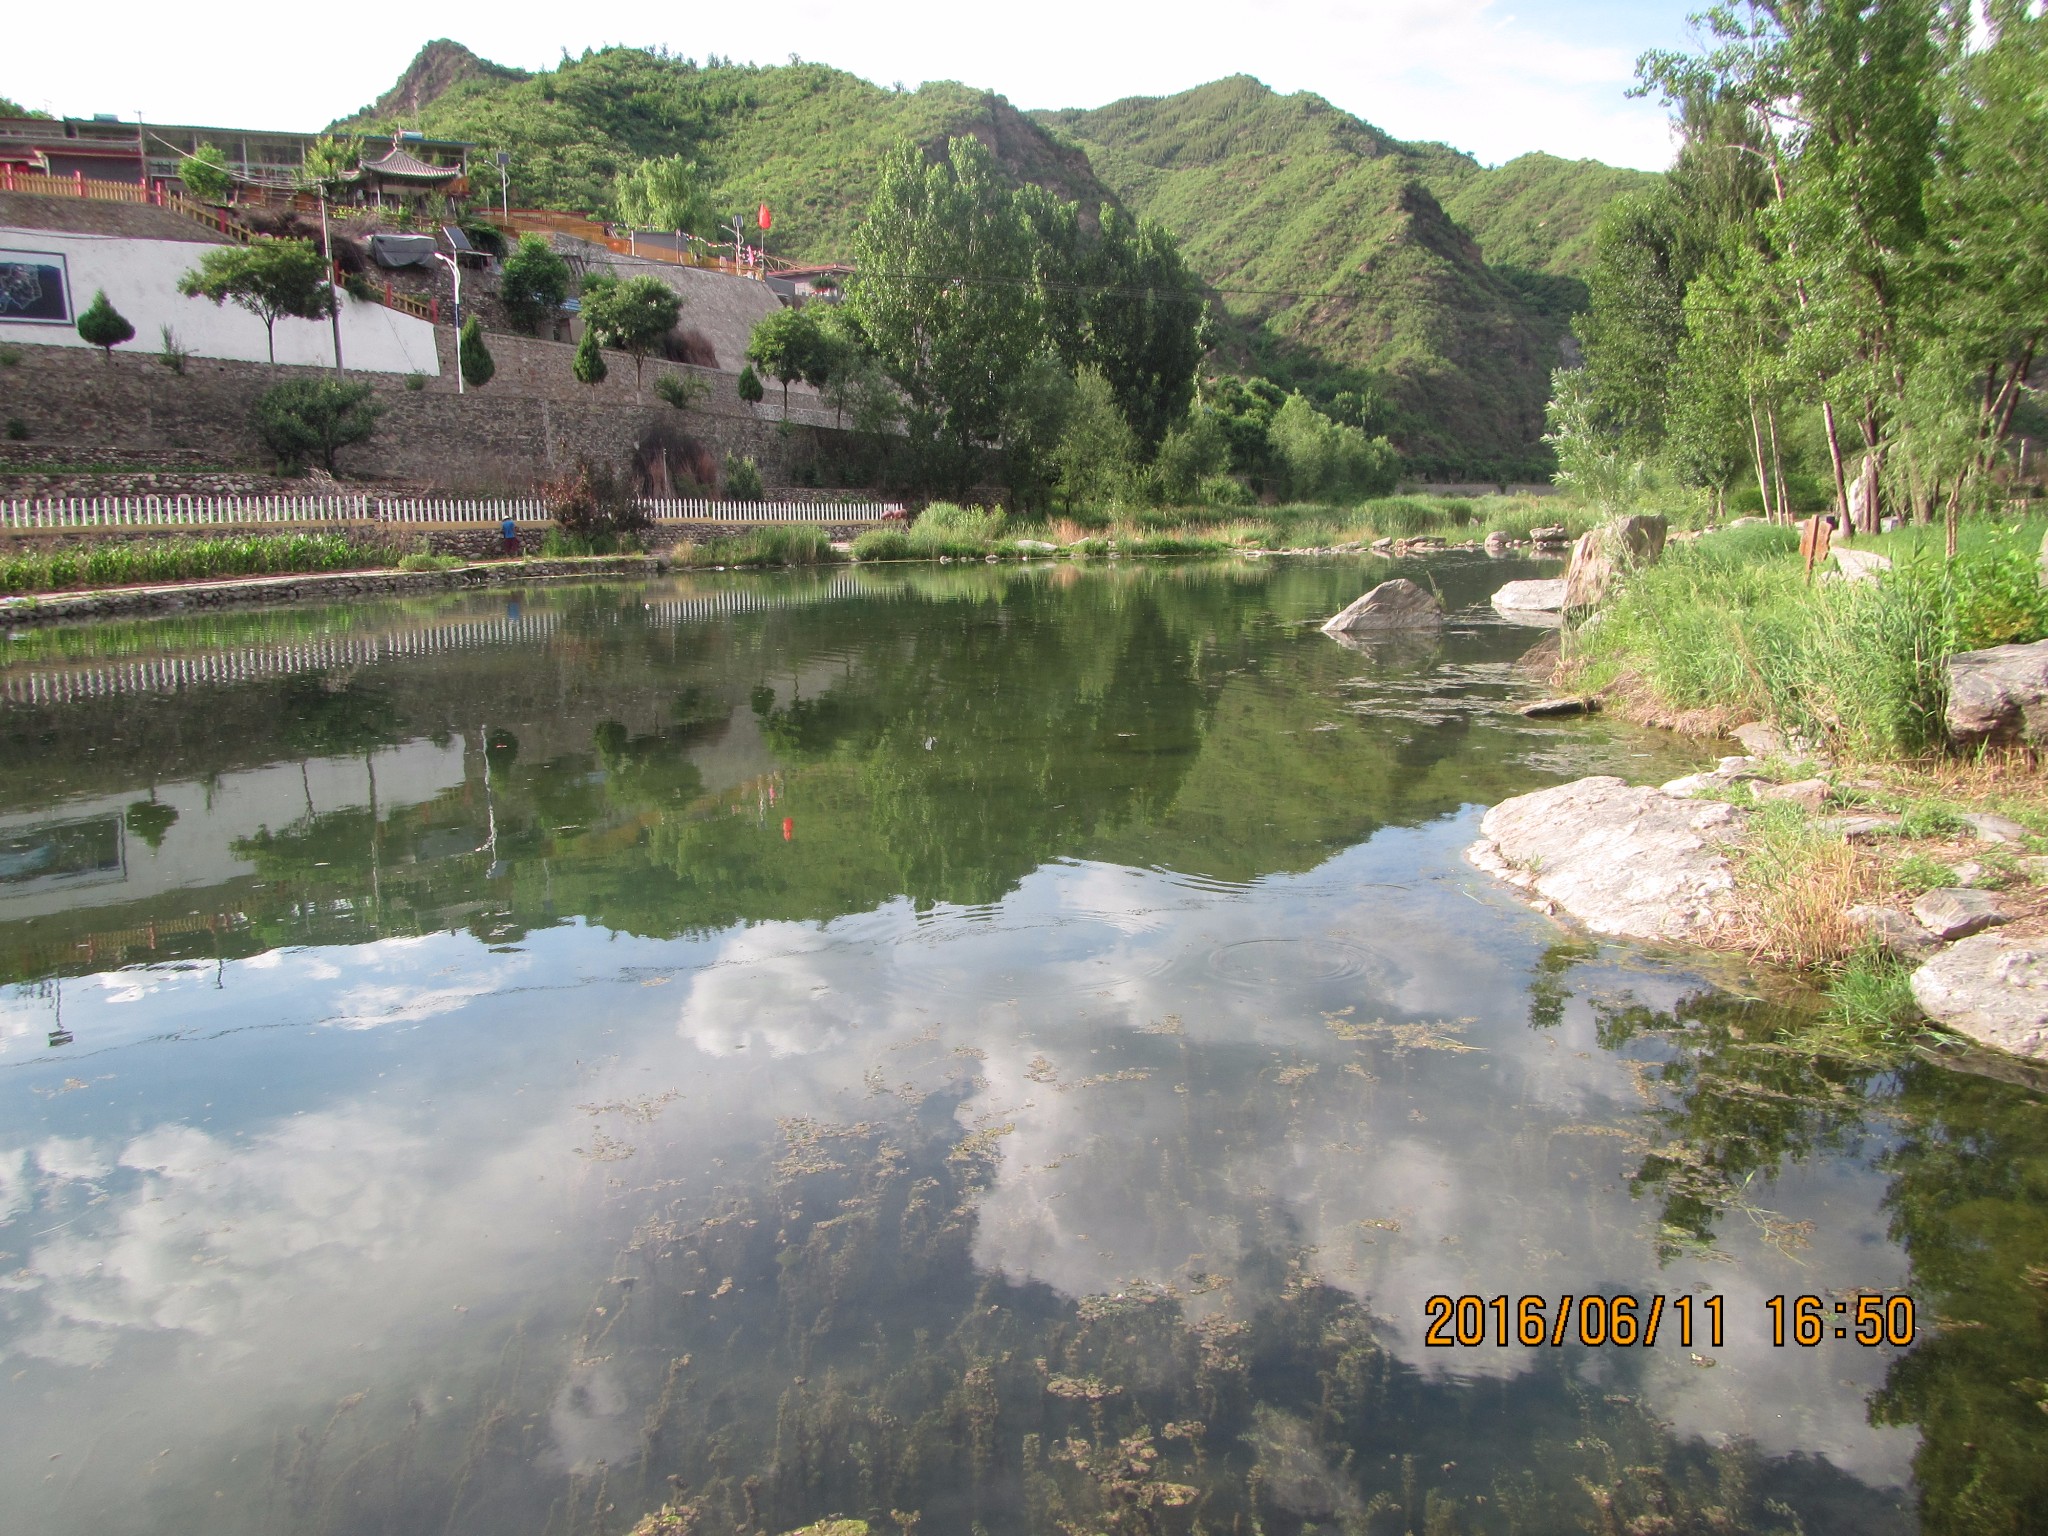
(0, 344, 860, 494)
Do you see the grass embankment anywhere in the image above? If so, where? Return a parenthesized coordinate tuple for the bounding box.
(0, 533, 405, 595)
(666, 494, 1582, 569)
(1563, 515, 2048, 1050)
(1568, 519, 2048, 755)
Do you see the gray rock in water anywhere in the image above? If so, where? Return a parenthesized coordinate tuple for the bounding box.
(1946, 638, 2048, 745)
(1466, 776, 1746, 943)
(1846, 903, 1937, 958)
(1911, 887, 2012, 941)
(1517, 696, 1596, 718)
(1912, 933, 2048, 1061)
(1491, 578, 1567, 614)
(1530, 525, 1570, 544)
(1484, 530, 1511, 554)
(1321, 578, 1443, 634)
(1959, 811, 2033, 845)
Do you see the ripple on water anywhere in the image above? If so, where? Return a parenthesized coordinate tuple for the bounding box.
(1205, 936, 1387, 990)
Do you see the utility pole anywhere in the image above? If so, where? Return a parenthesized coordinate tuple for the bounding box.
(319, 190, 344, 375)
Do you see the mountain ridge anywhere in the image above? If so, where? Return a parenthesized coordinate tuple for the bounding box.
(337, 45, 1659, 474)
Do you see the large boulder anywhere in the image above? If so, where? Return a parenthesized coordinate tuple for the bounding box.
(1564, 514, 1667, 611)
(1321, 578, 1443, 634)
(1466, 776, 1746, 943)
(1830, 547, 1891, 583)
(1912, 932, 2048, 1061)
(1491, 578, 1567, 616)
(1945, 638, 2048, 746)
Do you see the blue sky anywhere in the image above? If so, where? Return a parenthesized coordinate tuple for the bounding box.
(6, 2, 1701, 170)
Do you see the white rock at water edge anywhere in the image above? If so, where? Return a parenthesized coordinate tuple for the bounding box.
(1320, 578, 1444, 634)
(1467, 776, 1746, 943)
(1490, 579, 1566, 613)
(1912, 932, 2048, 1062)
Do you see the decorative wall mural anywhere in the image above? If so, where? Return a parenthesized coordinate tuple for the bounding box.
(0, 249, 71, 323)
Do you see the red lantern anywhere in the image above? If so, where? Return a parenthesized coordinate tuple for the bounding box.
(782, 817, 794, 841)
(758, 204, 772, 231)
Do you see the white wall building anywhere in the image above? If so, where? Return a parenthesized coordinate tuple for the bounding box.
(0, 226, 441, 374)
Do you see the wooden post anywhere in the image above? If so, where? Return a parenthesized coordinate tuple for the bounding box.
(1798, 514, 1833, 584)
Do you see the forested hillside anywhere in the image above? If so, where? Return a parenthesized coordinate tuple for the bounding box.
(334, 44, 1115, 262)
(1038, 78, 1658, 473)
(339, 45, 1654, 477)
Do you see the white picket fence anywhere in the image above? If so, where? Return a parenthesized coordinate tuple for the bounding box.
(0, 495, 904, 531)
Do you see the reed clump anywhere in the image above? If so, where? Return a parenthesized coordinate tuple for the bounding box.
(0, 533, 396, 594)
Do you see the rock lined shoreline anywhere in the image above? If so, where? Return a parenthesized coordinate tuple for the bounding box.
(1469, 769, 2048, 1065)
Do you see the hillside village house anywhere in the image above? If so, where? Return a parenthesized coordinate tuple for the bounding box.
(0, 114, 472, 196)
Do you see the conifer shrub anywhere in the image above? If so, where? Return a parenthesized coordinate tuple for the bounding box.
(75, 290, 135, 360)
(458, 317, 495, 388)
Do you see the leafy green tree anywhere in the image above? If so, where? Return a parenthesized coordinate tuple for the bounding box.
(614, 154, 715, 244)
(1574, 189, 1691, 454)
(571, 325, 608, 385)
(180, 143, 234, 203)
(458, 316, 495, 388)
(178, 239, 335, 364)
(74, 290, 134, 361)
(846, 136, 1041, 481)
(1053, 367, 1138, 508)
(1201, 375, 1287, 479)
(998, 355, 1075, 510)
(251, 379, 383, 472)
(1640, 0, 1948, 530)
(1075, 209, 1206, 453)
(737, 363, 764, 407)
(724, 454, 764, 499)
(1267, 393, 1400, 501)
(499, 235, 572, 334)
(298, 135, 361, 198)
(579, 272, 681, 385)
(654, 372, 706, 410)
(1154, 408, 1232, 503)
(746, 305, 835, 413)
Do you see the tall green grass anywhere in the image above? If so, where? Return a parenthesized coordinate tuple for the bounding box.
(0, 534, 396, 595)
(1570, 518, 2048, 755)
(683, 524, 842, 567)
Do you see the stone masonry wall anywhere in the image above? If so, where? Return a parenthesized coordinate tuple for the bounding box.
(0, 337, 853, 494)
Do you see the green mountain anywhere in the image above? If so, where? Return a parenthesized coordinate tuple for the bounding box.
(339, 47, 1656, 475)
(1037, 78, 1660, 473)
(333, 44, 1114, 262)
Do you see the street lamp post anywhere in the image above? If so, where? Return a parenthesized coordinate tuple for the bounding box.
(319, 190, 344, 376)
(495, 150, 510, 219)
(433, 250, 464, 395)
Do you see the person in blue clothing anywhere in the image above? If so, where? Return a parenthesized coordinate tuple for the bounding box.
(500, 515, 520, 558)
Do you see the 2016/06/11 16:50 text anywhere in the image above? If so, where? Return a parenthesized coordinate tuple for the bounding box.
(1422, 1294, 1917, 1349)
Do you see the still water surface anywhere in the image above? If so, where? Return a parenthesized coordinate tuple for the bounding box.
(1, 559, 2043, 1535)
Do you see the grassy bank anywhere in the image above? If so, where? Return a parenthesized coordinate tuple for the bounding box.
(1558, 514, 2048, 1050)
(661, 494, 1585, 569)
(0, 533, 405, 595)
(1567, 517, 2048, 756)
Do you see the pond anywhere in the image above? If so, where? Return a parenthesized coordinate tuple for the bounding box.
(0, 558, 2043, 1536)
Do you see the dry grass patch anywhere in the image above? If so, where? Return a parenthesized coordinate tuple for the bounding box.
(1731, 803, 1885, 967)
